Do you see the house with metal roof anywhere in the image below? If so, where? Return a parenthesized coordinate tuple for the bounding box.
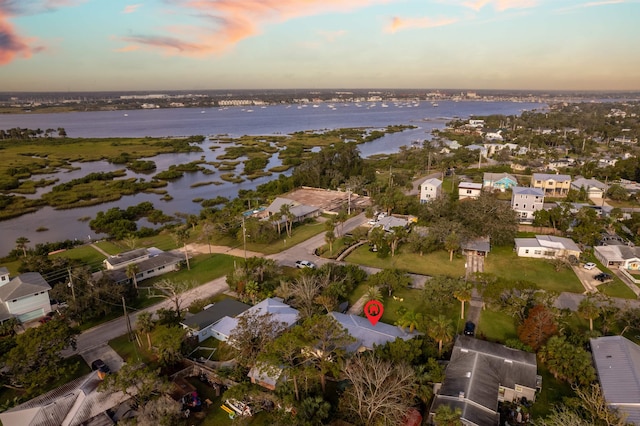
(209, 297, 299, 342)
(0, 269, 52, 323)
(590, 336, 640, 425)
(483, 172, 518, 192)
(511, 187, 545, 223)
(514, 235, 581, 260)
(329, 312, 420, 353)
(0, 372, 128, 426)
(181, 298, 250, 342)
(94, 248, 183, 285)
(531, 173, 572, 197)
(429, 336, 539, 426)
(263, 197, 321, 227)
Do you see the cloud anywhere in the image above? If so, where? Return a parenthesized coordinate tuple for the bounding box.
(122, 4, 142, 14)
(461, 0, 538, 12)
(113, 44, 140, 52)
(555, 0, 627, 13)
(318, 30, 346, 42)
(0, 4, 47, 64)
(385, 16, 458, 33)
(116, 0, 388, 56)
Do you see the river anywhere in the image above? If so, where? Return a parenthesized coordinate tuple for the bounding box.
(0, 100, 545, 256)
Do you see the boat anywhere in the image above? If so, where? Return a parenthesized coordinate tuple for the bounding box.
(200, 110, 205, 113)
(123, 113, 128, 117)
(432, 102, 439, 107)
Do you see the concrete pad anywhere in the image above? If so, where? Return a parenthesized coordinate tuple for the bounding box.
(80, 343, 125, 373)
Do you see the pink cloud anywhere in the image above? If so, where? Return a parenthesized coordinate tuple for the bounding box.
(0, 8, 42, 65)
(461, 0, 538, 12)
(385, 16, 458, 33)
(113, 45, 140, 52)
(318, 30, 347, 42)
(122, 4, 142, 14)
(117, 0, 388, 56)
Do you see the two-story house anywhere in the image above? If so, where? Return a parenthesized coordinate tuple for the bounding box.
(511, 187, 544, 223)
(458, 182, 483, 200)
(531, 173, 571, 197)
(419, 177, 442, 203)
(429, 336, 540, 426)
(0, 267, 52, 323)
(483, 173, 518, 192)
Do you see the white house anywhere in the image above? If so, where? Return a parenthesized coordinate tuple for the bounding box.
(594, 245, 640, 270)
(0, 268, 52, 323)
(209, 297, 299, 342)
(571, 177, 606, 199)
(419, 177, 442, 203)
(97, 248, 183, 285)
(511, 187, 545, 223)
(458, 182, 483, 200)
(514, 235, 581, 260)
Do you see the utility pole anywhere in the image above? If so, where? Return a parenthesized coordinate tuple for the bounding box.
(242, 215, 247, 260)
(67, 268, 75, 301)
(347, 187, 351, 215)
(123, 296, 133, 340)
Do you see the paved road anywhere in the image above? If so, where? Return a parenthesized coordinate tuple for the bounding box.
(64, 276, 230, 357)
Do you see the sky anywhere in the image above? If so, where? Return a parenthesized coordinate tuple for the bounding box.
(1, 0, 639, 92)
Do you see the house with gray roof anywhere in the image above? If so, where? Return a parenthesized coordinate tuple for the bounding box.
(571, 177, 606, 199)
(594, 245, 640, 270)
(0, 371, 127, 426)
(531, 173, 572, 197)
(458, 182, 483, 200)
(181, 298, 250, 342)
(96, 248, 183, 285)
(209, 297, 299, 342)
(511, 187, 545, 223)
(263, 197, 321, 227)
(483, 172, 518, 192)
(429, 336, 539, 426)
(419, 177, 442, 203)
(590, 336, 640, 425)
(329, 312, 420, 352)
(514, 235, 581, 260)
(0, 269, 52, 323)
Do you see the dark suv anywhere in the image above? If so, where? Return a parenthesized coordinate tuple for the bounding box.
(594, 273, 612, 282)
(464, 321, 476, 336)
(91, 359, 110, 374)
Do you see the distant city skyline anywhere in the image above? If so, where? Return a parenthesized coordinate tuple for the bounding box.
(1, 0, 639, 92)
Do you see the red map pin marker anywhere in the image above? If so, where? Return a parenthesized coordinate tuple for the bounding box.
(364, 300, 384, 326)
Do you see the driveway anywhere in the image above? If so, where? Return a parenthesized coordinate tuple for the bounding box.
(571, 264, 603, 293)
(80, 344, 124, 373)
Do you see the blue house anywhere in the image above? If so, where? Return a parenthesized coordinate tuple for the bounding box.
(483, 172, 518, 192)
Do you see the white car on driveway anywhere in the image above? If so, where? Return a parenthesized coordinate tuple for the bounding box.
(583, 262, 596, 270)
(295, 260, 317, 269)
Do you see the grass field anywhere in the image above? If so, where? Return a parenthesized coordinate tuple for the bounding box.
(598, 279, 638, 299)
(478, 309, 518, 342)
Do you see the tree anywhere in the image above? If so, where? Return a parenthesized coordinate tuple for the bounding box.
(578, 294, 601, 332)
(154, 325, 186, 367)
(298, 396, 331, 426)
(325, 230, 336, 254)
(171, 227, 191, 270)
(453, 283, 472, 319)
(341, 353, 416, 426)
(314, 294, 337, 314)
(126, 263, 140, 289)
(388, 226, 408, 257)
(456, 193, 518, 246)
(396, 310, 422, 333)
(123, 395, 182, 426)
(0, 317, 19, 337)
(259, 327, 309, 401)
(538, 336, 596, 386)
(444, 231, 460, 262)
(151, 279, 191, 319)
(428, 315, 454, 357)
(298, 315, 354, 392)
(229, 311, 287, 368)
(15, 236, 30, 257)
(99, 363, 171, 406)
(517, 304, 558, 351)
(4, 320, 78, 394)
(364, 286, 383, 303)
(136, 311, 155, 349)
(433, 405, 463, 426)
(406, 230, 439, 256)
(368, 268, 411, 297)
(279, 203, 295, 238)
(280, 274, 330, 319)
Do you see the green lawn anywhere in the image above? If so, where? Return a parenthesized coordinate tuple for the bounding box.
(50, 244, 106, 271)
(379, 287, 424, 325)
(484, 246, 584, 293)
(478, 310, 518, 342)
(598, 279, 638, 299)
(348, 282, 370, 307)
(530, 364, 575, 418)
(93, 240, 124, 255)
(345, 246, 466, 277)
(109, 333, 156, 365)
(139, 253, 237, 289)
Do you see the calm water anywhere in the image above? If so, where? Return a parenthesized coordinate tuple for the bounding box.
(0, 100, 545, 256)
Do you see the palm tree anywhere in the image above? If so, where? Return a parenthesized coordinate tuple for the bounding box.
(453, 284, 472, 320)
(314, 294, 337, 313)
(126, 263, 140, 289)
(363, 286, 383, 303)
(15, 236, 30, 258)
(325, 230, 336, 254)
(172, 228, 191, 270)
(396, 310, 422, 333)
(578, 295, 600, 332)
(279, 204, 294, 238)
(428, 315, 454, 357)
(245, 280, 259, 305)
(136, 311, 155, 349)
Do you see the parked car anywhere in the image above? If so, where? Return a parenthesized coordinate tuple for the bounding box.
(594, 273, 612, 282)
(464, 321, 476, 336)
(295, 260, 317, 269)
(583, 262, 596, 270)
(91, 359, 110, 374)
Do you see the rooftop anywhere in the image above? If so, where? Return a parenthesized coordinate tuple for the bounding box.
(0, 272, 51, 302)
